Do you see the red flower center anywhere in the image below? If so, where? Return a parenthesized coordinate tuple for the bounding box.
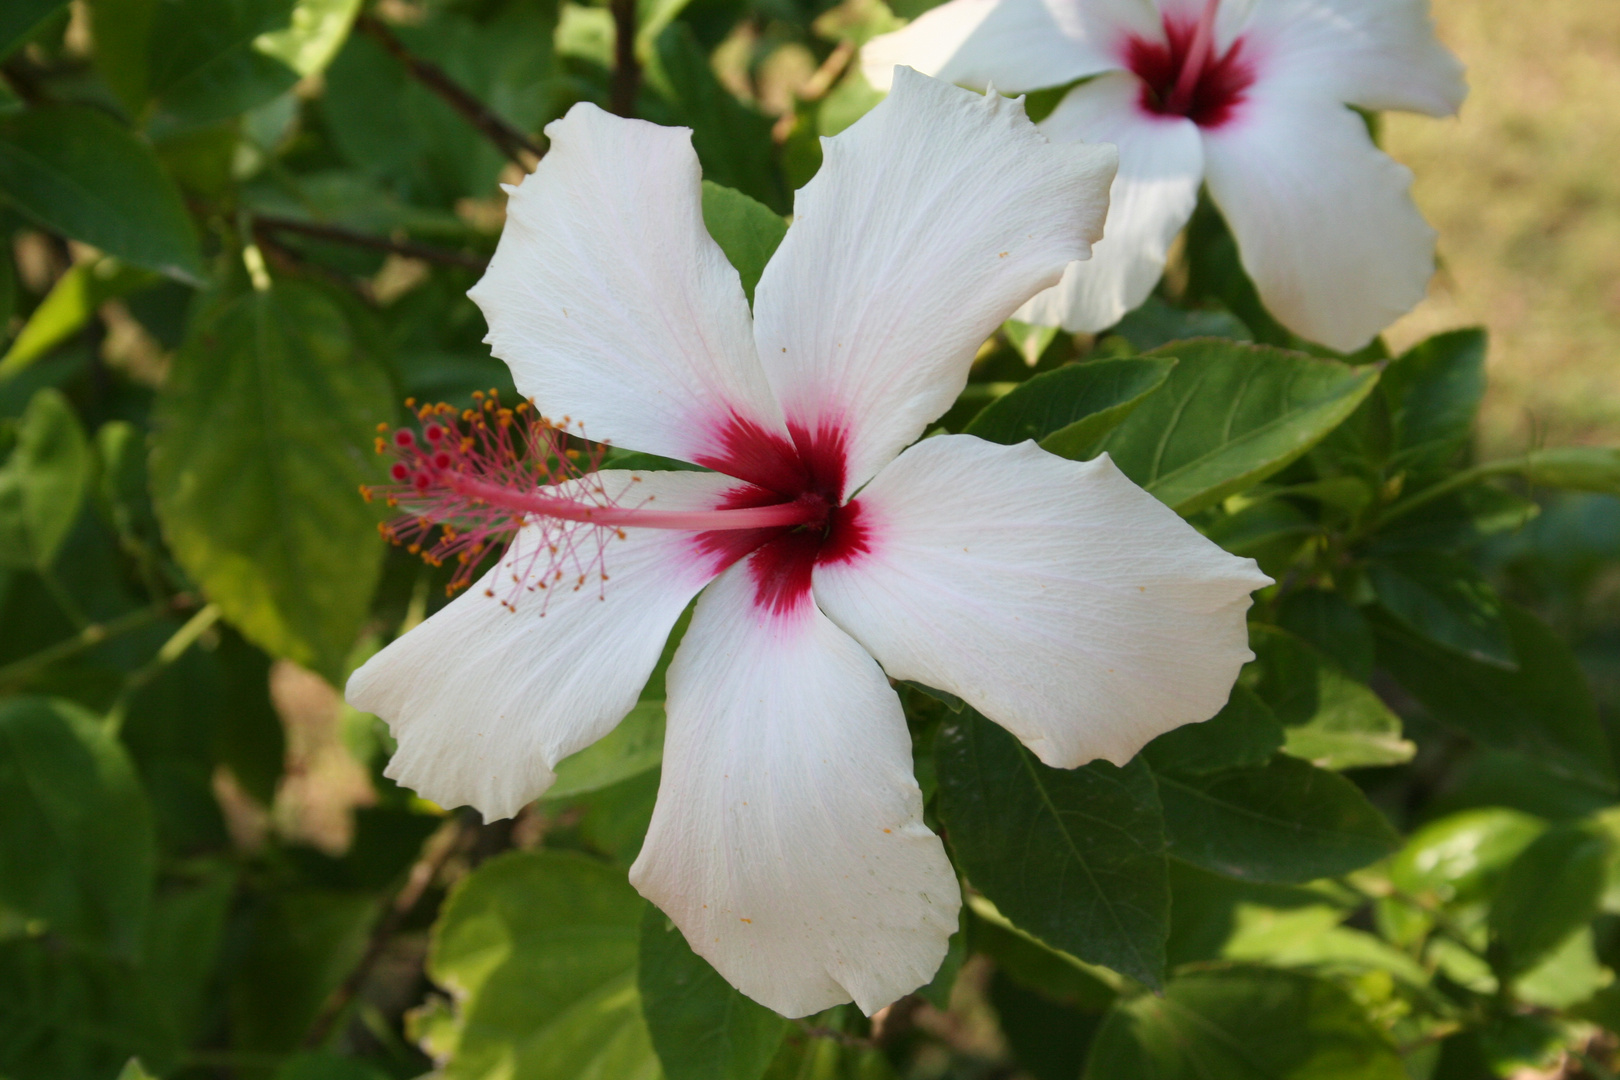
(693, 415, 872, 615)
(1124, 5, 1255, 129)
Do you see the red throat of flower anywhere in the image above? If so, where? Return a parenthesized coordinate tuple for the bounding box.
(363, 394, 838, 611)
(1124, 0, 1255, 128)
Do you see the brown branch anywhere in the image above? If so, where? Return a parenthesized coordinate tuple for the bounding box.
(355, 13, 545, 168)
(300, 812, 481, 1049)
(610, 0, 640, 117)
(254, 214, 488, 271)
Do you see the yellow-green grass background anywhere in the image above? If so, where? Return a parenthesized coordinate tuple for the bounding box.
(1384, 0, 1620, 457)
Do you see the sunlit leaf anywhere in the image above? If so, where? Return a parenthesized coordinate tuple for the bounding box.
(426, 851, 661, 1080)
(963, 355, 1176, 459)
(1249, 626, 1413, 771)
(0, 258, 158, 378)
(150, 281, 391, 682)
(0, 387, 91, 571)
(1094, 340, 1380, 515)
(701, 181, 787, 307)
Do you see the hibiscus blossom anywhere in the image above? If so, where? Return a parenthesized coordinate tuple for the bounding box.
(863, 0, 1467, 351)
(346, 67, 1269, 1017)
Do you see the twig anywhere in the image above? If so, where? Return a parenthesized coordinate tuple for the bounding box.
(300, 811, 481, 1049)
(799, 40, 855, 102)
(254, 215, 488, 271)
(0, 597, 194, 690)
(610, 0, 640, 117)
(355, 13, 545, 167)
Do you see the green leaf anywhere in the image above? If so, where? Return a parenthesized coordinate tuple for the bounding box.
(1083, 966, 1405, 1080)
(0, 0, 66, 59)
(151, 282, 391, 682)
(1111, 296, 1251, 354)
(0, 387, 90, 571)
(651, 24, 783, 213)
(962, 356, 1176, 459)
(116, 1059, 162, 1080)
(1519, 446, 1620, 496)
(227, 887, 375, 1053)
(1381, 328, 1486, 472)
(215, 628, 286, 804)
(254, 0, 364, 79)
(639, 904, 789, 1080)
(1142, 684, 1284, 776)
(0, 106, 204, 281)
(0, 258, 159, 378)
(274, 1051, 392, 1080)
(1376, 807, 1548, 951)
(426, 850, 661, 1080)
(1367, 551, 1514, 668)
(1274, 590, 1374, 682)
(144, 0, 303, 130)
(935, 709, 1168, 988)
(1248, 626, 1413, 771)
(700, 181, 787, 307)
(1001, 319, 1060, 367)
(1372, 603, 1616, 792)
(1092, 340, 1381, 515)
(1490, 821, 1611, 978)
(548, 701, 664, 801)
(0, 696, 156, 956)
(1154, 755, 1400, 884)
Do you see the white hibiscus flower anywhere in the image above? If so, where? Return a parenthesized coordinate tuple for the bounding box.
(863, 0, 1467, 351)
(346, 67, 1269, 1018)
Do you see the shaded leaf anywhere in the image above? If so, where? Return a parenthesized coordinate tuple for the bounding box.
(1274, 590, 1374, 682)
(639, 904, 788, 1080)
(1490, 821, 1611, 978)
(426, 851, 660, 1080)
(1372, 603, 1617, 792)
(1367, 551, 1513, 668)
(1155, 755, 1399, 884)
(963, 356, 1176, 459)
(1094, 340, 1380, 515)
(0, 0, 66, 60)
(0, 106, 203, 280)
(1083, 965, 1406, 1080)
(150, 282, 391, 682)
(0, 696, 155, 956)
(145, 0, 302, 129)
(1520, 446, 1620, 496)
(1111, 295, 1250, 353)
(936, 710, 1168, 988)
(1381, 328, 1486, 473)
(1142, 684, 1284, 776)
(0, 388, 90, 571)
(701, 181, 787, 307)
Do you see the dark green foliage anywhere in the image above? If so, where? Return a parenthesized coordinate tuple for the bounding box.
(0, 3, 1617, 1077)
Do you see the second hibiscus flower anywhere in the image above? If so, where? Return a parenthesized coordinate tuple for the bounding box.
(864, 0, 1468, 351)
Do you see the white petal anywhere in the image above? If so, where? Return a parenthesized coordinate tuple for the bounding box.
(468, 102, 789, 468)
(752, 68, 1117, 496)
(860, 0, 1157, 93)
(345, 471, 747, 821)
(1235, 0, 1466, 117)
(1201, 89, 1436, 352)
(628, 557, 959, 1018)
(1016, 73, 1204, 332)
(813, 436, 1270, 769)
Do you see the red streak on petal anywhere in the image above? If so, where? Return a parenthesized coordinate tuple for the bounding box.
(1124, 6, 1256, 129)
